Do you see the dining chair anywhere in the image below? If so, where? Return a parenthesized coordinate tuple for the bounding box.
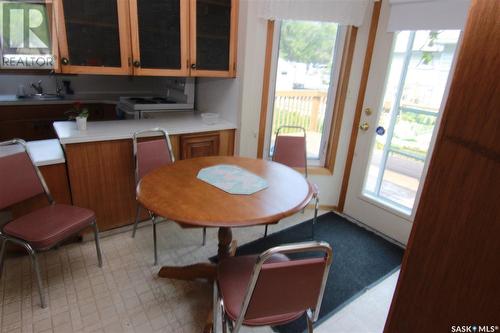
(266, 126, 319, 238)
(214, 241, 332, 333)
(131, 128, 206, 265)
(0, 139, 102, 308)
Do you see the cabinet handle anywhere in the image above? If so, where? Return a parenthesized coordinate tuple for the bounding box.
(61, 57, 69, 65)
(133, 60, 141, 68)
(191, 63, 196, 69)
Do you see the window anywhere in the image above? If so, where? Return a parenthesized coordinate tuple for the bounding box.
(0, 0, 56, 70)
(265, 20, 343, 166)
(363, 30, 460, 213)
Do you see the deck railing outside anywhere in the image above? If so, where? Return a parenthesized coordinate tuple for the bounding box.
(271, 90, 328, 135)
(271, 90, 438, 165)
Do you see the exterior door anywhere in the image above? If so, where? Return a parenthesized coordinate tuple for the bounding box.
(344, 2, 461, 244)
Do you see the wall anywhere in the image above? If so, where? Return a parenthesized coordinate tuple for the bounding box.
(0, 74, 178, 96)
(225, 1, 374, 207)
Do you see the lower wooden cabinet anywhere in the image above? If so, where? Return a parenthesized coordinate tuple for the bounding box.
(180, 130, 235, 159)
(64, 129, 235, 231)
(0, 103, 118, 141)
(180, 132, 220, 159)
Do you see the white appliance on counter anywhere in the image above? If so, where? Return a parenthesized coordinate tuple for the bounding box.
(116, 78, 195, 119)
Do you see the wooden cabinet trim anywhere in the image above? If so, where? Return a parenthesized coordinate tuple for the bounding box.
(55, 0, 132, 75)
(180, 132, 220, 159)
(128, 0, 190, 76)
(189, 0, 238, 77)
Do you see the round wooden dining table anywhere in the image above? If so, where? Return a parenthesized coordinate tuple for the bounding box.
(137, 155, 313, 281)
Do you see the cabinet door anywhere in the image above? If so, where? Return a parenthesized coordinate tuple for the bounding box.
(55, 0, 131, 75)
(189, 0, 238, 77)
(129, 0, 189, 76)
(180, 132, 220, 159)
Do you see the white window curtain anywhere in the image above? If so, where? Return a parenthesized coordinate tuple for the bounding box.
(387, 0, 471, 31)
(258, 0, 371, 27)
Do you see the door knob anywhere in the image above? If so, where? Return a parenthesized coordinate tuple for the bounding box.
(359, 122, 370, 131)
(61, 57, 69, 65)
(133, 60, 141, 68)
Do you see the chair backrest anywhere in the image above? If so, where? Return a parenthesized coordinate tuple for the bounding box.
(0, 139, 52, 210)
(133, 128, 174, 182)
(234, 241, 332, 331)
(272, 126, 308, 176)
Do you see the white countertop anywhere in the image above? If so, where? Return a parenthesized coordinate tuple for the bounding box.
(54, 112, 237, 144)
(0, 139, 65, 166)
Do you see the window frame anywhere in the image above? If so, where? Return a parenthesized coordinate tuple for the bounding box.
(260, 19, 353, 173)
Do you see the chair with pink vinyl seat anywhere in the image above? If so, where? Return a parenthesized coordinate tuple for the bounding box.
(0, 139, 103, 308)
(266, 126, 320, 238)
(214, 241, 332, 332)
(131, 128, 206, 265)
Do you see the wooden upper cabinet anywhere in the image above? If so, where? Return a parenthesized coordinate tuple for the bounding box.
(129, 0, 189, 76)
(55, 0, 131, 75)
(189, 0, 238, 77)
(52, 0, 238, 77)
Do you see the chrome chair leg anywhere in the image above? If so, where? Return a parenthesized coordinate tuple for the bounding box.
(213, 282, 218, 332)
(202, 227, 207, 246)
(0, 238, 8, 278)
(28, 247, 46, 308)
(306, 310, 314, 333)
(131, 203, 141, 238)
(92, 221, 103, 267)
(221, 311, 228, 333)
(264, 225, 268, 237)
(151, 214, 158, 265)
(312, 195, 319, 239)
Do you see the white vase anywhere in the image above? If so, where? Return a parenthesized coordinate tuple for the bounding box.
(76, 117, 87, 131)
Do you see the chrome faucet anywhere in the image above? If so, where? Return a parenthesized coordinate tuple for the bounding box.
(50, 70, 64, 96)
(31, 80, 44, 95)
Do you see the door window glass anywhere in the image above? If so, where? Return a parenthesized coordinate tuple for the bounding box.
(363, 30, 460, 213)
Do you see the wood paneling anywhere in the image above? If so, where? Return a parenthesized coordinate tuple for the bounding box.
(385, 1, 500, 331)
(338, 1, 381, 212)
(64, 130, 234, 231)
(65, 139, 136, 231)
(218, 129, 235, 156)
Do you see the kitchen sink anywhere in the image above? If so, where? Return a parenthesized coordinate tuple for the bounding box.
(20, 94, 65, 101)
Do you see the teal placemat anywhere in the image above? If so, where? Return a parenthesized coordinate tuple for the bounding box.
(197, 164, 268, 195)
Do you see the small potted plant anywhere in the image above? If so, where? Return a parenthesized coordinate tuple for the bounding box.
(65, 102, 89, 131)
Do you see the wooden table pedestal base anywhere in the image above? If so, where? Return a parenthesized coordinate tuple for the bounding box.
(157, 227, 236, 333)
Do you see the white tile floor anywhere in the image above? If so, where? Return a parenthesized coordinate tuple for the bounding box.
(0, 210, 398, 333)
